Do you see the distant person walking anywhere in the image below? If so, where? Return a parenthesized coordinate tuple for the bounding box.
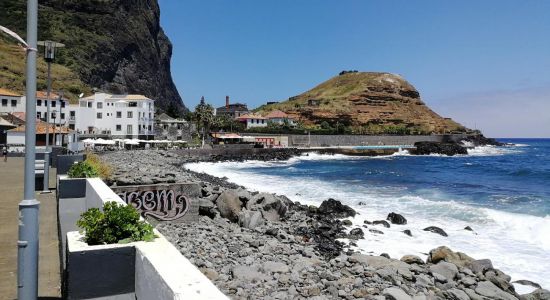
(2, 145, 7, 162)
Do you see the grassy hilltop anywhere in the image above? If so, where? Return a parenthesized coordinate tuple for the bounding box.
(257, 72, 467, 135)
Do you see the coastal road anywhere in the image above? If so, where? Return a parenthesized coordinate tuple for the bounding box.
(0, 157, 61, 299)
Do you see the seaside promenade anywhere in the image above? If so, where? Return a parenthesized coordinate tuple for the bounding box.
(0, 157, 61, 299)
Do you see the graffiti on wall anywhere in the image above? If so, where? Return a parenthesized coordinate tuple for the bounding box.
(116, 189, 191, 221)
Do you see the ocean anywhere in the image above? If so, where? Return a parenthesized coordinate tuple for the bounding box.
(186, 138, 550, 291)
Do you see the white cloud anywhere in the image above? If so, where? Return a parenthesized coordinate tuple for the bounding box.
(431, 86, 550, 138)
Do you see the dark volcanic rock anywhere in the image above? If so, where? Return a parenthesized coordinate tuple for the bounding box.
(423, 226, 448, 237)
(348, 228, 364, 239)
(317, 198, 356, 219)
(412, 141, 468, 156)
(402, 229, 413, 237)
(373, 220, 391, 228)
(387, 212, 407, 225)
(461, 135, 504, 146)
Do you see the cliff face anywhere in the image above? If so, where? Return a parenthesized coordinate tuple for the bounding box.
(258, 72, 467, 134)
(0, 0, 186, 112)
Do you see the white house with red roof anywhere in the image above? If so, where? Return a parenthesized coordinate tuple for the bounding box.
(264, 110, 295, 126)
(237, 113, 268, 128)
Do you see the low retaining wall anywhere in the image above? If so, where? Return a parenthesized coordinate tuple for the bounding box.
(243, 133, 469, 147)
(59, 177, 228, 299)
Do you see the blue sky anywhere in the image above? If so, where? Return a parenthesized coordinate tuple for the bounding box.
(159, 0, 550, 137)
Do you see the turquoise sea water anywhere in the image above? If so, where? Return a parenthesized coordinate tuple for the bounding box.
(187, 139, 550, 291)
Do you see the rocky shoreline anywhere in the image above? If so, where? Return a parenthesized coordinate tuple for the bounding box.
(100, 150, 548, 300)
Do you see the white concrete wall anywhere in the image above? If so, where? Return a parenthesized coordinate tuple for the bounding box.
(63, 178, 227, 299)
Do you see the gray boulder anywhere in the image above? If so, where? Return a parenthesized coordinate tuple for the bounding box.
(475, 280, 518, 300)
(216, 190, 242, 222)
(446, 288, 470, 300)
(430, 261, 459, 282)
(249, 193, 289, 222)
(383, 287, 413, 300)
(401, 255, 424, 265)
(521, 289, 550, 300)
(238, 210, 265, 229)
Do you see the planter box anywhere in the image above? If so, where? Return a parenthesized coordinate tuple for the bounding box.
(65, 231, 135, 299)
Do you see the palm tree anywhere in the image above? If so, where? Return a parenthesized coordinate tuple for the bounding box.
(193, 97, 214, 147)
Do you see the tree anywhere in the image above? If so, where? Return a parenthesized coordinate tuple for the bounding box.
(193, 97, 214, 146)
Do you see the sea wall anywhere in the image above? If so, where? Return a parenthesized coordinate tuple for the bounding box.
(244, 133, 469, 147)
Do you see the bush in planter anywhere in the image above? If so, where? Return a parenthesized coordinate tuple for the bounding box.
(68, 160, 99, 178)
(84, 153, 112, 180)
(77, 202, 155, 245)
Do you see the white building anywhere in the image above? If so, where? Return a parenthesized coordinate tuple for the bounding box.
(1, 89, 70, 123)
(0, 88, 22, 113)
(237, 113, 268, 128)
(68, 93, 155, 139)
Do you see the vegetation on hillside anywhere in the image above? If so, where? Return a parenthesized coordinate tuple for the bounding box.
(255, 72, 468, 135)
(0, 37, 92, 102)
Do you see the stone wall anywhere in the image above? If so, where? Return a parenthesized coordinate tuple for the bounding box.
(244, 134, 469, 147)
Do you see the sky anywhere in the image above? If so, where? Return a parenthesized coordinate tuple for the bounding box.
(158, 0, 550, 138)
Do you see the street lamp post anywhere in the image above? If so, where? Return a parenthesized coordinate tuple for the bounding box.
(51, 110, 56, 146)
(18, 0, 39, 298)
(37, 40, 64, 193)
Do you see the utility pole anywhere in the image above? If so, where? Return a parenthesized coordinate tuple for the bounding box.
(37, 40, 64, 193)
(18, 0, 39, 298)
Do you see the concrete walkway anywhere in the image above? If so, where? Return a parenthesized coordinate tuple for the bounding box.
(0, 157, 61, 299)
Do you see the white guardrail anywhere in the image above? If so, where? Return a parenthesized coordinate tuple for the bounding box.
(62, 177, 228, 299)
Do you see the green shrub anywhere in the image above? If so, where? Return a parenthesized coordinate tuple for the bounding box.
(77, 202, 155, 245)
(68, 161, 99, 178)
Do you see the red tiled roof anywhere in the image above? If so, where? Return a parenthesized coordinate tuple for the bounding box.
(35, 91, 68, 101)
(8, 121, 72, 134)
(237, 113, 267, 120)
(0, 88, 22, 97)
(265, 110, 289, 119)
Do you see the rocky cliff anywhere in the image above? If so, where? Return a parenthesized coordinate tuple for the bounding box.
(258, 72, 467, 134)
(0, 0, 186, 112)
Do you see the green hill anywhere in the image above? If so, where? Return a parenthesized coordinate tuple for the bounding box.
(257, 72, 467, 135)
(0, 37, 91, 102)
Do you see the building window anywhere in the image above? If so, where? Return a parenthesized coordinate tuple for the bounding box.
(37, 99, 41, 106)
(11, 99, 17, 107)
(149, 113, 152, 119)
(87, 102, 92, 108)
(116, 124, 121, 131)
(44, 100, 48, 106)
(129, 102, 137, 107)
(1, 99, 7, 107)
(127, 111, 133, 118)
(97, 102, 103, 109)
(60, 113, 65, 119)
(116, 111, 122, 118)
(70, 111, 75, 117)
(97, 112, 102, 119)
(51, 112, 56, 119)
(148, 125, 151, 131)
(52, 101, 56, 107)
(61, 101, 65, 108)
(37, 112, 41, 119)
(127, 125, 133, 134)
(69, 124, 75, 130)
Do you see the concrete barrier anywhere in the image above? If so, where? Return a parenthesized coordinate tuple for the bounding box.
(61, 178, 228, 299)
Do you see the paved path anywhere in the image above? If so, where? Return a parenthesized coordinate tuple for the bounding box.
(0, 157, 61, 299)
